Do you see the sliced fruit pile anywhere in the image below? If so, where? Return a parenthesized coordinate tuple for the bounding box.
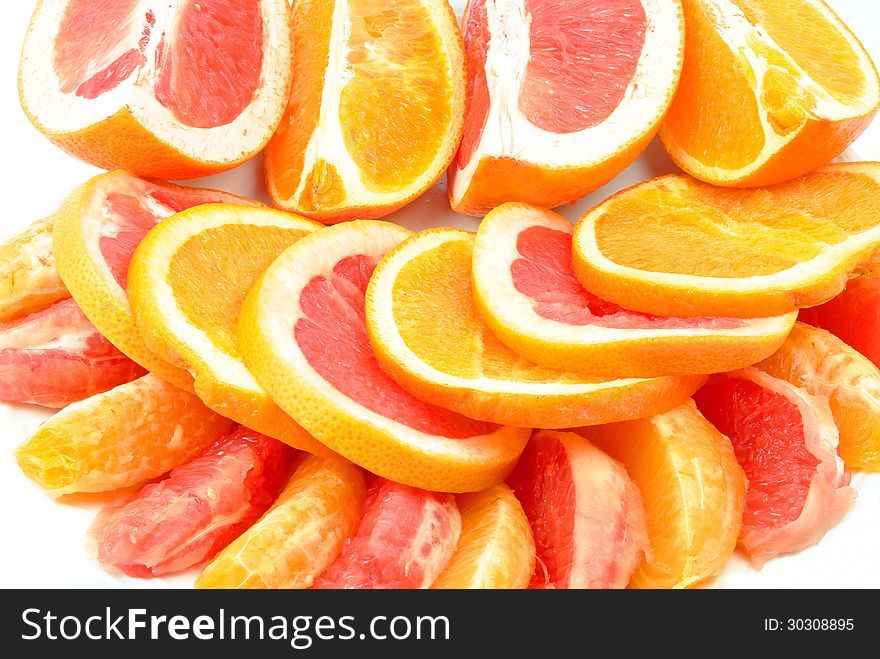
(5, 0, 880, 589)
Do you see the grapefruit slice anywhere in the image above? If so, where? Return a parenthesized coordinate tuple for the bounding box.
(756, 322, 880, 471)
(53, 170, 263, 389)
(93, 426, 294, 577)
(196, 454, 366, 589)
(473, 203, 796, 378)
(127, 204, 330, 456)
(432, 484, 535, 589)
(694, 368, 856, 566)
(0, 298, 145, 408)
(314, 479, 461, 589)
(16, 373, 234, 498)
(449, 0, 684, 215)
(19, 0, 293, 179)
(366, 227, 705, 428)
(238, 220, 529, 493)
(507, 430, 649, 589)
(265, 0, 465, 222)
(576, 400, 745, 589)
(572, 163, 880, 318)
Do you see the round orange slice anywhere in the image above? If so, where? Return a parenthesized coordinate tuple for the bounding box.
(449, 0, 684, 216)
(660, 0, 880, 187)
(572, 163, 880, 318)
(19, 0, 293, 179)
(127, 204, 330, 456)
(366, 227, 705, 428)
(238, 220, 529, 493)
(473, 202, 796, 378)
(265, 0, 465, 222)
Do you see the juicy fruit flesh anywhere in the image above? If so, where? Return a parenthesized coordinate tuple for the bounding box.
(458, 0, 490, 168)
(295, 254, 499, 437)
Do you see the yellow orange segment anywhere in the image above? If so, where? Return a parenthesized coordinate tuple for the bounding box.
(576, 400, 746, 588)
(195, 454, 366, 589)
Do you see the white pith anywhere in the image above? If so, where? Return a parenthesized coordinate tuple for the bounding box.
(450, 0, 683, 206)
(20, 0, 291, 163)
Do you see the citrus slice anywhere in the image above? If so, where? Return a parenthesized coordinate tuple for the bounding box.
(756, 322, 880, 471)
(694, 368, 856, 567)
(660, 0, 880, 187)
(473, 203, 796, 378)
(19, 0, 293, 179)
(449, 0, 684, 215)
(92, 426, 294, 577)
(53, 170, 262, 389)
(366, 227, 705, 428)
(195, 454, 366, 589)
(576, 400, 745, 589)
(16, 373, 234, 498)
(432, 484, 535, 590)
(507, 430, 649, 589)
(0, 298, 145, 408)
(572, 163, 880, 318)
(239, 220, 529, 493)
(265, 0, 465, 222)
(314, 479, 461, 589)
(127, 204, 329, 455)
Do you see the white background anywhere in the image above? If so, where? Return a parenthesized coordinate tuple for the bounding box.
(1, 0, 879, 588)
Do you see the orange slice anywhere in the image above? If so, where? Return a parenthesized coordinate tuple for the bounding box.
(432, 484, 535, 589)
(366, 227, 705, 428)
(572, 163, 880, 318)
(126, 204, 330, 456)
(449, 0, 684, 215)
(16, 374, 234, 498)
(473, 203, 796, 377)
(239, 220, 529, 493)
(265, 0, 465, 222)
(19, 0, 293, 179)
(195, 454, 366, 589)
(576, 400, 745, 588)
(660, 0, 880, 187)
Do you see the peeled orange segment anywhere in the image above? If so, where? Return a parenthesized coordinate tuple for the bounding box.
(265, 0, 465, 222)
(195, 454, 366, 589)
(576, 400, 746, 589)
(572, 163, 880, 318)
(660, 0, 880, 187)
(19, 0, 293, 179)
(694, 368, 856, 567)
(473, 203, 797, 378)
(448, 0, 684, 216)
(15, 373, 234, 498)
(53, 170, 263, 389)
(366, 227, 705, 428)
(0, 298, 145, 408)
(239, 220, 529, 493)
(432, 484, 535, 589)
(127, 204, 330, 456)
(315, 479, 461, 589)
(756, 322, 880, 472)
(507, 430, 649, 589)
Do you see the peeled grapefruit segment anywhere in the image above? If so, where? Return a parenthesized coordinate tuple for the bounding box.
(315, 479, 461, 589)
(239, 220, 529, 493)
(93, 426, 294, 577)
(16, 373, 234, 498)
(0, 298, 145, 408)
(694, 368, 856, 566)
(473, 203, 796, 378)
(265, 0, 465, 222)
(449, 0, 684, 215)
(365, 227, 705, 428)
(507, 430, 649, 589)
(19, 0, 293, 179)
(196, 454, 366, 589)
